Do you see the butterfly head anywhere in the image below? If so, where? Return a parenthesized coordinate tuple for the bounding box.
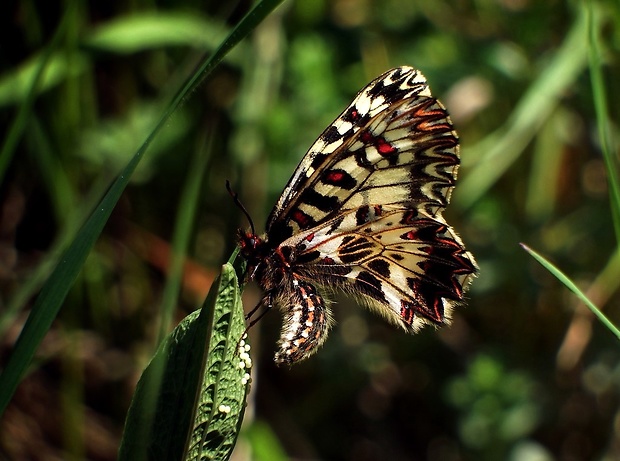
(238, 230, 262, 252)
(237, 229, 268, 281)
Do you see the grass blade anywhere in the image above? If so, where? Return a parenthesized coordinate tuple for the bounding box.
(587, 1, 620, 245)
(455, 7, 591, 209)
(157, 129, 215, 343)
(521, 243, 620, 340)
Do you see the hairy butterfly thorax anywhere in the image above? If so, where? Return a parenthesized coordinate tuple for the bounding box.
(236, 66, 477, 365)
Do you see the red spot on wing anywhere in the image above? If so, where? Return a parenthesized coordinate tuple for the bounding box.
(325, 171, 344, 183)
(377, 137, 396, 155)
(306, 232, 315, 242)
(292, 210, 311, 227)
(360, 130, 397, 156)
(404, 230, 418, 240)
(360, 130, 373, 143)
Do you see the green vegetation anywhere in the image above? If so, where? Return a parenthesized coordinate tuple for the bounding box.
(1, 0, 619, 460)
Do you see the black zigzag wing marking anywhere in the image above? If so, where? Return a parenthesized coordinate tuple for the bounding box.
(265, 66, 456, 244)
(289, 207, 477, 331)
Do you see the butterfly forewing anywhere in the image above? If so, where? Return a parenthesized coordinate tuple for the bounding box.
(238, 66, 477, 365)
(266, 67, 454, 242)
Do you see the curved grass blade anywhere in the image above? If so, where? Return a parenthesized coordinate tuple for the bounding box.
(586, 1, 620, 245)
(157, 128, 214, 343)
(455, 6, 591, 209)
(118, 263, 250, 461)
(521, 243, 620, 340)
(0, 0, 286, 418)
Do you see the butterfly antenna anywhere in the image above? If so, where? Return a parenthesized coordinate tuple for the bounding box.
(226, 180, 256, 235)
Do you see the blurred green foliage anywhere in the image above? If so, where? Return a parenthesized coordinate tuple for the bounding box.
(446, 354, 542, 459)
(1, 0, 619, 460)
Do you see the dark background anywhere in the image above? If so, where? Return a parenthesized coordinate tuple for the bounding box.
(1, 0, 619, 460)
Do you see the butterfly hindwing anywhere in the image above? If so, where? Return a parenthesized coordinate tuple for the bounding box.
(238, 66, 477, 365)
(287, 205, 477, 332)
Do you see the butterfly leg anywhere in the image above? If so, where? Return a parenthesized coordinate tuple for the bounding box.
(237, 291, 274, 355)
(245, 290, 275, 328)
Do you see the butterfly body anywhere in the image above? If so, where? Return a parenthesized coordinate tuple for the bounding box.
(238, 67, 477, 365)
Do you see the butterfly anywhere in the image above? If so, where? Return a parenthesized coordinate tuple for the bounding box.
(237, 66, 477, 365)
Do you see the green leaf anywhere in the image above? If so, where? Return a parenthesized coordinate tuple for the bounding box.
(0, 14, 243, 109)
(118, 263, 251, 461)
(0, 51, 88, 109)
(84, 13, 234, 54)
(0, 3, 76, 189)
(186, 267, 251, 461)
(520, 243, 620, 341)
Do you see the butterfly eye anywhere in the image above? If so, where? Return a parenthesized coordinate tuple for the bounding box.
(248, 235, 262, 249)
(238, 232, 256, 254)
